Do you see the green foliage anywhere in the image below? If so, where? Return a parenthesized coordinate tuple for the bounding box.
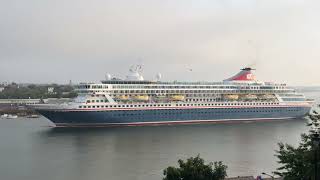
(274, 111, 320, 180)
(275, 135, 314, 179)
(163, 155, 227, 180)
(213, 161, 228, 179)
(0, 83, 77, 99)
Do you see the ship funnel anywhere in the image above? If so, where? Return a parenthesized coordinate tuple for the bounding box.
(224, 67, 256, 81)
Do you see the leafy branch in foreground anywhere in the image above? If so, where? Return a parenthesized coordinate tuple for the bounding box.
(163, 154, 227, 180)
(274, 110, 320, 180)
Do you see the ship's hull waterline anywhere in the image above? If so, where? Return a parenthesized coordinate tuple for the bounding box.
(37, 105, 311, 127)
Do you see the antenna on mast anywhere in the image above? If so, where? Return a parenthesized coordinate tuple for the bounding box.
(155, 73, 162, 81)
(247, 40, 260, 68)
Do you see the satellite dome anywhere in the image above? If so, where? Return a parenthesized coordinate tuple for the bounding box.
(105, 73, 112, 80)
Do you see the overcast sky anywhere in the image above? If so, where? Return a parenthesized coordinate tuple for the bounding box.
(1, 0, 320, 85)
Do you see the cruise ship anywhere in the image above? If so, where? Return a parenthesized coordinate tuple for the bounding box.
(34, 66, 313, 127)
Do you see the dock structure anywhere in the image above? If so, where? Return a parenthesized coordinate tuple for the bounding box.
(0, 99, 41, 104)
(0, 98, 71, 115)
(0, 98, 72, 105)
(226, 176, 255, 180)
(226, 176, 283, 180)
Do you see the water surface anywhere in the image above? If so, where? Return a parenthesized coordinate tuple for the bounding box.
(0, 117, 310, 180)
(0, 90, 319, 180)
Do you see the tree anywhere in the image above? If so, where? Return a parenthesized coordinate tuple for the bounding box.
(163, 154, 227, 180)
(0, 84, 76, 99)
(274, 111, 320, 180)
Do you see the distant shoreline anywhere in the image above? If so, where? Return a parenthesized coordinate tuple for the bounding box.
(0, 109, 38, 116)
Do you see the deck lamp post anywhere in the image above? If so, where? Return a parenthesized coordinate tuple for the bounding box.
(312, 133, 320, 180)
(262, 172, 274, 179)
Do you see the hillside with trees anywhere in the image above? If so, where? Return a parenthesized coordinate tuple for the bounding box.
(0, 83, 77, 99)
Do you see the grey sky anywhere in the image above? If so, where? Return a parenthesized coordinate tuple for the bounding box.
(1, 0, 320, 85)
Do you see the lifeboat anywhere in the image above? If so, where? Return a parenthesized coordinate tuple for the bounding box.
(244, 94, 257, 100)
(224, 94, 239, 100)
(260, 94, 275, 99)
(170, 95, 185, 101)
(155, 95, 167, 99)
(119, 95, 129, 100)
(115, 95, 130, 101)
(133, 95, 149, 101)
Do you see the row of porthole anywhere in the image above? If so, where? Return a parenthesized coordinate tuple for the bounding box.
(109, 85, 285, 90)
(77, 107, 299, 113)
(109, 90, 285, 94)
(78, 102, 280, 109)
(87, 99, 108, 103)
(109, 109, 300, 117)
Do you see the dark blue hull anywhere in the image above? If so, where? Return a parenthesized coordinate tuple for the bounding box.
(37, 106, 311, 127)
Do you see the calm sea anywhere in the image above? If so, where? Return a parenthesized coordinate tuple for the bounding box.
(0, 89, 319, 180)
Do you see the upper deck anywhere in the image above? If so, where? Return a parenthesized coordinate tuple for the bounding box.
(100, 79, 286, 86)
(77, 67, 293, 94)
(74, 67, 308, 105)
